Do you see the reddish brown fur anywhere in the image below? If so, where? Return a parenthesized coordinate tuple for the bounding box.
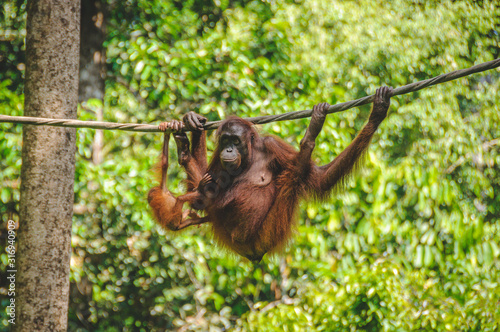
(147, 87, 393, 262)
(147, 187, 182, 230)
(148, 130, 208, 231)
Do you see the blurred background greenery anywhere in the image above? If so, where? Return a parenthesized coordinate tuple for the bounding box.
(1, 0, 499, 330)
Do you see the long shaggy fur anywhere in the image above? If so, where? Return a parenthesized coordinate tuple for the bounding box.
(147, 89, 391, 262)
(148, 187, 181, 230)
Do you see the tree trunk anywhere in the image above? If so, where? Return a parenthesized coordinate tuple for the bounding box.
(14, 1, 80, 331)
(79, 0, 105, 102)
(79, 0, 106, 164)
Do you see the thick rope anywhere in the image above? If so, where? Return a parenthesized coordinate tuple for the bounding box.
(1, 58, 499, 132)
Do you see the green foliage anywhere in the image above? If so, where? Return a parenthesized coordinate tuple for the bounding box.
(1, 0, 500, 330)
(0, 0, 25, 224)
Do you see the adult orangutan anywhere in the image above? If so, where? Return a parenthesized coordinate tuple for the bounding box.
(148, 86, 393, 262)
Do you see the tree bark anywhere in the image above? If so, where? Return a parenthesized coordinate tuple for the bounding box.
(79, 0, 106, 164)
(79, 0, 105, 102)
(15, 1, 80, 331)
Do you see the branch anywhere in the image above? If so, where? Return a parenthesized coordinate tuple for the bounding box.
(446, 138, 499, 174)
